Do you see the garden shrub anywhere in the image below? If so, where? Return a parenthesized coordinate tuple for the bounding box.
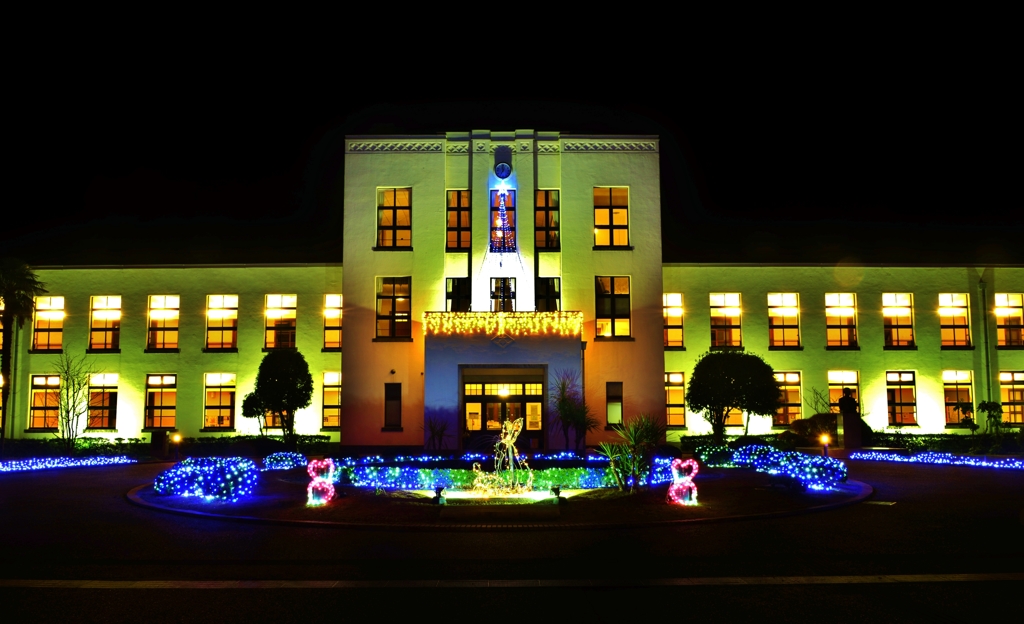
(263, 452, 308, 470)
(695, 445, 735, 467)
(153, 457, 260, 501)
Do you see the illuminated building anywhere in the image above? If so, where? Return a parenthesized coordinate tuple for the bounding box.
(1, 131, 1021, 449)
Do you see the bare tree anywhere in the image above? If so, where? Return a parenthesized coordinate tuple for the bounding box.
(52, 353, 95, 456)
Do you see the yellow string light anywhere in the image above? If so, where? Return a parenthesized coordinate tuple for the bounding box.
(423, 311, 583, 337)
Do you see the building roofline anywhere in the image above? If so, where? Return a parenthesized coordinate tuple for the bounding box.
(32, 263, 343, 270)
(662, 262, 1024, 269)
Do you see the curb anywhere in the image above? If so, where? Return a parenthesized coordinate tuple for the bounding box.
(125, 479, 874, 532)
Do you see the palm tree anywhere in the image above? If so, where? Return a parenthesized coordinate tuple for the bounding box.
(1, 259, 47, 457)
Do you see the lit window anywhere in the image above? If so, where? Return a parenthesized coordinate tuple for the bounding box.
(524, 383, 543, 395)
(446, 190, 471, 250)
(938, 293, 971, 347)
(88, 373, 118, 429)
(30, 375, 60, 429)
(265, 294, 297, 349)
(489, 189, 517, 252)
(663, 293, 684, 348)
(886, 371, 917, 426)
(535, 190, 560, 249)
(596, 277, 630, 338)
(768, 293, 800, 348)
(606, 382, 623, 425)
(825, 293, 857, 347)
(995, 293, 1023, 347)
(828, 370, 860, 411)
(445, 279, 471, 312)
(773, 372, 802, 427)
(536, 278, 561, 312)
(490, 278, 516, 312)
(999, 371, 1024, 425)
(145, 375, 177, 429)
(942, 370, 973, 426)
(883, 293, 915, 347)
(665, 372, 686, 426)
(593, 187, 629, 247)
(377, 188, 412, 248)
(324, 294, 342, 350)
(204, 373, 236, 429)
(89, 296, 121, 350)
(32, 296, 65, 351)
(710, 293, 741, 347)
(466, 401, 482, 431)
(206, 295, 238, 350)
(376, 278, 411, 338)
(323, 372, 341, 428)
(464, 384, 483, 396)
(484, 383, 523, 396)
(384, 383, 402, 428)
(148, 295, 180, 350)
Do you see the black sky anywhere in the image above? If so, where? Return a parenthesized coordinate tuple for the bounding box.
(6, 56, 1019, 266)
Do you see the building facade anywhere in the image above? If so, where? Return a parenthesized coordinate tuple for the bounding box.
(1, 130, 1022, 448)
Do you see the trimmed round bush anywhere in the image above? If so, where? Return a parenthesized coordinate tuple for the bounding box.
(263, 452, 308, 471)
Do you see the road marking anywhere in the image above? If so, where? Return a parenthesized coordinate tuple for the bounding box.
(0, 574, 1021, 589)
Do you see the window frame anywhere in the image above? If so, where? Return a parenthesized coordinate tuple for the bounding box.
(535, 189, 560, 250)
(825, 293, 858, 348)
(384, 382, 402, 430)
(767, 293, 800, 349)
(593, 187, 630, 248)
(886, 371, 917, 426)
(205, 294, 239, 351)
(145, 374, 177, 429)
(446, 190, 471, 251)
(606, 381, 623, 426)
(773, 372, 802, 427)
(376, 187, 412, 249)
(998, 371, 1024, 425)
(595, 276, 631, 338)
(323, 294, 342, 350)
(939, 293, 971, 348)
(29, 375, 60, 430)
(446, 278, 472, 312)
(942, 370, 973, 426)
(995, 293, 1023, 348)
(490, 278, 516, 312)
(489, 189, 517, 253)
(264, 294, 297, 350)
(88, 296, 121, 352)
(375, 277, 412, 339)
(147, 295, 180, 351)
(709, 293, 742, 348)
(663, 293, 684, 348)
(87, 373, 118, 430)
(203, 373, 236, 430)
(32, 296, 65, 352)
(883, 293, 915, 348)
(827, 370, 860, 412)
(322, 372, 341, 429)
(665, 372, 686, 427)
(535, 277, 561, 312)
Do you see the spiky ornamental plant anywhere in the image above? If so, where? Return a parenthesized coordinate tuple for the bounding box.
(0, 259, 47, 457)
(686, 351, 782, 446)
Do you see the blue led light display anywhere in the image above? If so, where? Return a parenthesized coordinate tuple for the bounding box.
(263, 452, 308, 471)
(153, 457, 260, 502)
(696, 445, 847, 491)
(850, 451, 1024, 470)
(0, 456, 136, 474)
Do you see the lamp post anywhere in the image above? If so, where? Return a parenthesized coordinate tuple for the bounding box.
(172, 433, 181, 461)
(820, 434, 830, 457)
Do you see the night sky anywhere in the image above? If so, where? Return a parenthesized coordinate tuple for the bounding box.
(7, 69, 1019, 266)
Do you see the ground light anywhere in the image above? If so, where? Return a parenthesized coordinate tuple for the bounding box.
(820, 434, 830, 457)
(172, 433, 181, 461)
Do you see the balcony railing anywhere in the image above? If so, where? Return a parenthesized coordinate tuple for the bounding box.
(423, 311, 583, 337)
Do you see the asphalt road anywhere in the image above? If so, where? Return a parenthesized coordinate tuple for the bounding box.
(1, 460, 1021, 622)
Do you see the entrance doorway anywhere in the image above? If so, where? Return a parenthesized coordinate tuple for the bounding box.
(461, 366, 545, 450)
